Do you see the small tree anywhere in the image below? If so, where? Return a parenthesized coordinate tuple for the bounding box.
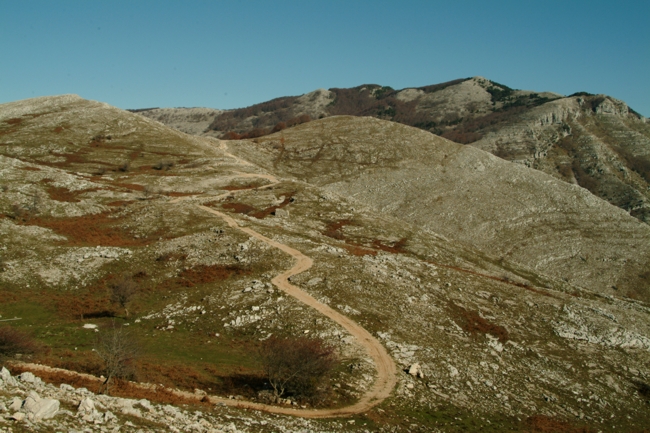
(109, 274, 138, 318)
(94, 322, 138, 394)
(259, 336, 337, 403)
(0, 326, 37, 367)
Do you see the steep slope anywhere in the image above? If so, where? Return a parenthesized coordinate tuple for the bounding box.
(228, 116, 650, 302)
(467, 93, 650, 224)
(136, 78, 650, 224)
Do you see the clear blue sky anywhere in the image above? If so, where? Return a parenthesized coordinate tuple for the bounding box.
(1, 0, 649, 116)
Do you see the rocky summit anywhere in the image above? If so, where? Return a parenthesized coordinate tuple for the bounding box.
(137, 77, 650, 225)
(1, 94, 649, 432)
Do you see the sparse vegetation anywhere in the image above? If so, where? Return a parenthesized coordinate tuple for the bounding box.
(258, 336, 337, 403)
(0, 325, 37, 366)
(153, 159, 174, 170)
(109, 274, 138, 318)
(94, 322, 139, 394)
(1, 90, 649, 431)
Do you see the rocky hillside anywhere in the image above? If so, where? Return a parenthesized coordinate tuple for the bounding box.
(228, 116, 650, 302)
(1, 95, 649, 432)
(129, 107, 224, 137)
(135, 78, 650, 224)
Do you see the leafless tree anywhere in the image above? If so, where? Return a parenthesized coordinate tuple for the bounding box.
(258, 336, 337, 402)
(0, 326, 37, 367)
(94, 322, 138, 394)
(109, 274, 138, 318)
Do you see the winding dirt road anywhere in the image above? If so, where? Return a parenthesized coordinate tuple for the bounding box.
(20, 141, 396, 419)
(196, 206, 397, 417)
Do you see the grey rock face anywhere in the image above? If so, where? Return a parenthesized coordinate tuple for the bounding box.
(22, 391, 60, 421)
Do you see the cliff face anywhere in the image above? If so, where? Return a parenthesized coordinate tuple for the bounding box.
(470, 95, 650, 223)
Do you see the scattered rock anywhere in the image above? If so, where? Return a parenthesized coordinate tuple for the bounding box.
(408, 363, 424, 378)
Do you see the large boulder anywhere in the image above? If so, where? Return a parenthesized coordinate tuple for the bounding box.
(0, 367, 19, 387)
(22, 391, 60, 421)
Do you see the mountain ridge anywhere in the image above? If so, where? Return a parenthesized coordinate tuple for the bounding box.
(134, 77, 650, 225)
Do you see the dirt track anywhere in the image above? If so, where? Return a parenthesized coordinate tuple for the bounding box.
(20, 142, 396, 419)
(196, 205, 397, 417)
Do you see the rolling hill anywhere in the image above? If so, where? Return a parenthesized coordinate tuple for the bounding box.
(1, 94, 649, 432)
(136, 77, 650, 225)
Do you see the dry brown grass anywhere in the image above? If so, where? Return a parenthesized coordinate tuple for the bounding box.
(107, 200, 136, 207)
(22, 212, 156, 247)
(46, 185, 102, 202)
(525, 415, 596, 433)
(178, 264, 251, 287)
(323, 219, 353, 240)
(52, 288, 114, 320)
(113, 182, 145, 192)
(450, 303, 509, 343)
(222, 202, 257, 215)
(372, 238, 407, 254)
(10, 363, 212, 407)
(165, 191, 201, 197)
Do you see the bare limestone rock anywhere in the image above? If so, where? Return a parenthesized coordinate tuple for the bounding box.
(22, 391, 60, 421)
(1, 367, 18, 387)
(408, 363, 423, 378)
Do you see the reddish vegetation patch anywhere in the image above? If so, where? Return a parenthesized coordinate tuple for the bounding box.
(178, 264, 250, 287)
(45, 152, 90, 167)
(53, 126, 64, 133)
(23, 212, 155, 247)
(222, 202, 257, 215)
(222, 183, 264, 191)
(427, 259, 558, 299)
(342, 244, 377, 256)
(165, 191, 201, 197)
(114, 182, 145, 192)
(4, 118, 22, 125)
(323, 219, 353, 240)
(526, 415, 596, 433)
(252, 194, 293, 219)
(323, 219, 407, 257)
(373, 238, 407, 254)
(9, 364, 211, 407)
(46, 185, 101, 203)
(0, 291, 20, 304)
(107, 200, 135, 207)
(136, 361, 217, 393)
(450, 303, 509, 342)
(52, 290, 114, 320)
